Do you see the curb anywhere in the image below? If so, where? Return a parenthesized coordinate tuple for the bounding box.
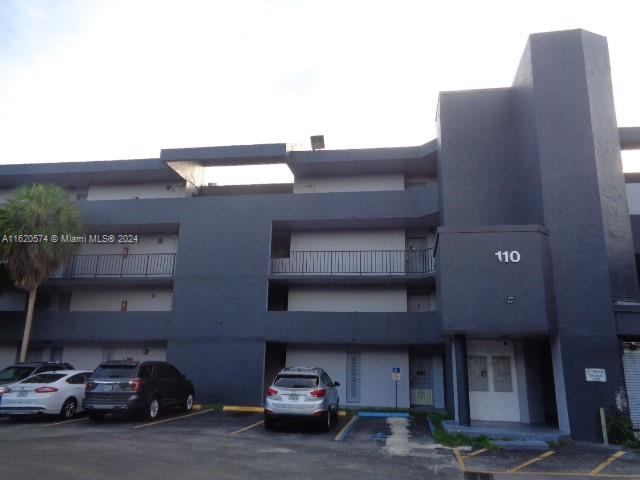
(358, 411, 410, 418)
(223, 406, 264, 413)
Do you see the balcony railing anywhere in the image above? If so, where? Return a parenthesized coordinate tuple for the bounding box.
(50, 253, 176, 279)
(270, 249, 435, 275)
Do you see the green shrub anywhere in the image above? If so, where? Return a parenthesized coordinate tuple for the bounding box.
(607, 408, 640, 450)
(426, 413, 495, 450)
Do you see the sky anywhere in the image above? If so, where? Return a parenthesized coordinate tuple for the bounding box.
(0, 0, 639, 184)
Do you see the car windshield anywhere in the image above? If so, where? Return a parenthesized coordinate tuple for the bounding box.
(274, 375, 319, 388)
(91, 365, 138, 379)
(21, 373, 65, 384)
(0, 367, 34, 382)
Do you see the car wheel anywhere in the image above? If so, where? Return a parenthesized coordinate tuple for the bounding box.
(182, 392, 194, 412)
(60, 398, 77, 420)
(319, 409, 332, 432)
(88, 412, 104, 421)
(146, 396, 160, 420)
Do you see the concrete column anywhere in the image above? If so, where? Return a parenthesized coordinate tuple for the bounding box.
(453, 334, 471, 426)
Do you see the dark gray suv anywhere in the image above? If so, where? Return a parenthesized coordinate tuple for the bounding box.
(84, 360, 194, 420)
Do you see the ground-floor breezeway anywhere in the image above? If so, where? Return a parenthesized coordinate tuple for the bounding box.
(263, 343, 446, 410)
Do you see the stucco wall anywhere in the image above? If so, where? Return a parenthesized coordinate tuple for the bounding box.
(78, 234, 178, 255)
(286, 345, 411, 408)
(288, 286, 407, 312)
(61, 342, 167, 370)
(69, 288, 173, 312)
(289, 229, 405, 251)
(293, 174, 404, 194)
(0, 345, 17, 368)
(87, 183, 186, 201)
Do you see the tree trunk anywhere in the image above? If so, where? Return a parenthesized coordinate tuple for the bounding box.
(19, 288, 37, 362)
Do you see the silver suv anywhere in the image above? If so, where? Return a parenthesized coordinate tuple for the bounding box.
(264, 366, 340, 431)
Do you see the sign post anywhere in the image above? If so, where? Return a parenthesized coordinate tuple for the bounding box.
(392, 368, 401, 408)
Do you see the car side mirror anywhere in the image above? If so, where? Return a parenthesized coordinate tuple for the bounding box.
(333, 381, 340, 386)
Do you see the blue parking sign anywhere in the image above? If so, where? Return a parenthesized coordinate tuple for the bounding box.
(392, 367, 400, 374)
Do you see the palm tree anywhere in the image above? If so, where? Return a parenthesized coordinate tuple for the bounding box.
(0, 184, 83, 362)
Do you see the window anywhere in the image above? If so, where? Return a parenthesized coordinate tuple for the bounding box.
(138, 365, 154, 379)
(273, 375, 318, 388)
(66, 373, 87, 385)
(492, 356, 513, 392)
(22, 373, 65, 384)
(468, 356, 489, 392)
(158, 364, 181, 379)
(321, 373, 333, 386)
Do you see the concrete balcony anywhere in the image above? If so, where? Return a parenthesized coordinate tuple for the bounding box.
(271, 249, 435, 275)
(48, 253, 176, 285)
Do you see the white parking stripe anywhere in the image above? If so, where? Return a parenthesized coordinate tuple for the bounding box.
(132, 408, 213, 429)
(230, 420, 264, 435)
(42, 417, 88, 427)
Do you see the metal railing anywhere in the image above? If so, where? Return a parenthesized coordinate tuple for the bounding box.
(270, 249, 435, 275)
(50, 253, 176, 278)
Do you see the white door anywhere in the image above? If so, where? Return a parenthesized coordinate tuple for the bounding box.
(467, 339, 520, 422)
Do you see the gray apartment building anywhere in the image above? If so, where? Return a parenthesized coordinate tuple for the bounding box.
(1, 29, 639, 442)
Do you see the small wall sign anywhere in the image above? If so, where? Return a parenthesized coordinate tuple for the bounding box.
(392, 367, 401, 381)
(585, 368, 607, 382)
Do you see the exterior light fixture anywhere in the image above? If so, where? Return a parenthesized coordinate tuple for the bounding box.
(310, 135, 325, 151)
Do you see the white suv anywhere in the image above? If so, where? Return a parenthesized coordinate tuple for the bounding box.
(264, 366, 340, 431)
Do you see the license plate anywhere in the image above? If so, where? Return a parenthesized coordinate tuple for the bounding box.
(18, 391, 28, 398)
(102, 384, 114, 392)
(288, 394, 299, 401)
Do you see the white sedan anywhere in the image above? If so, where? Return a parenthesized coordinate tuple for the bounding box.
(0, 370, 92, 419)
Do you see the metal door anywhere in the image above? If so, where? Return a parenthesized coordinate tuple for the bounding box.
(406, 237, 427, 273)
(410, 355, 433, 406)
(623, 345, 640, 429)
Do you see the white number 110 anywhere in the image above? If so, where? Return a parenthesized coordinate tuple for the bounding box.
(495, 250, 521, 263)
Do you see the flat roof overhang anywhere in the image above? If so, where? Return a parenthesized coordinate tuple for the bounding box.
(286, 139, 438, 177)
(0, 158, 182, 188)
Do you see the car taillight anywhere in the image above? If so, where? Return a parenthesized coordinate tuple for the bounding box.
(34, 387, 58, 393)
(309, 389, 326, 398)
(85, 382, 97, 392)
(122, 377, 144, 393)
(266, 387, 279, 396)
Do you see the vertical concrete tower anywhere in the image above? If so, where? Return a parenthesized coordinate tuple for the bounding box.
(437, 30, 638, 441)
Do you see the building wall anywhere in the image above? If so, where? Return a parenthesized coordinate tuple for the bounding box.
(626, 183, 640, 215)
(293, 174, 404, 194)
(286, 345, 411, 408)
(289, 229, 405, 251)
(0, 345, 17, 368)
(87, 183, 186, 201)
(407, 292, 437, 312)
(69, 288, 173, 311)
(288, 286, 407, 312)
(61, 342, 167, 370)
(77, 233, 178, 255)
(0, 290, 25, 311)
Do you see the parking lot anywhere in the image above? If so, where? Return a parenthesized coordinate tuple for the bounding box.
(0, 410, 638, 480)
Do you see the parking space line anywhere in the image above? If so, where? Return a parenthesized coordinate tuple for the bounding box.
(507, 450, 555, 473)
(334, 414, 358, 442)
(42, 417, 89, 427)
(132, 408, 213, 429)
(589, 451, 626, 476)
(462, 448, 488, 459)
(463, 469, 640, 478)
(229, 420, 263, 435)
(453, 448, 466, 471)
